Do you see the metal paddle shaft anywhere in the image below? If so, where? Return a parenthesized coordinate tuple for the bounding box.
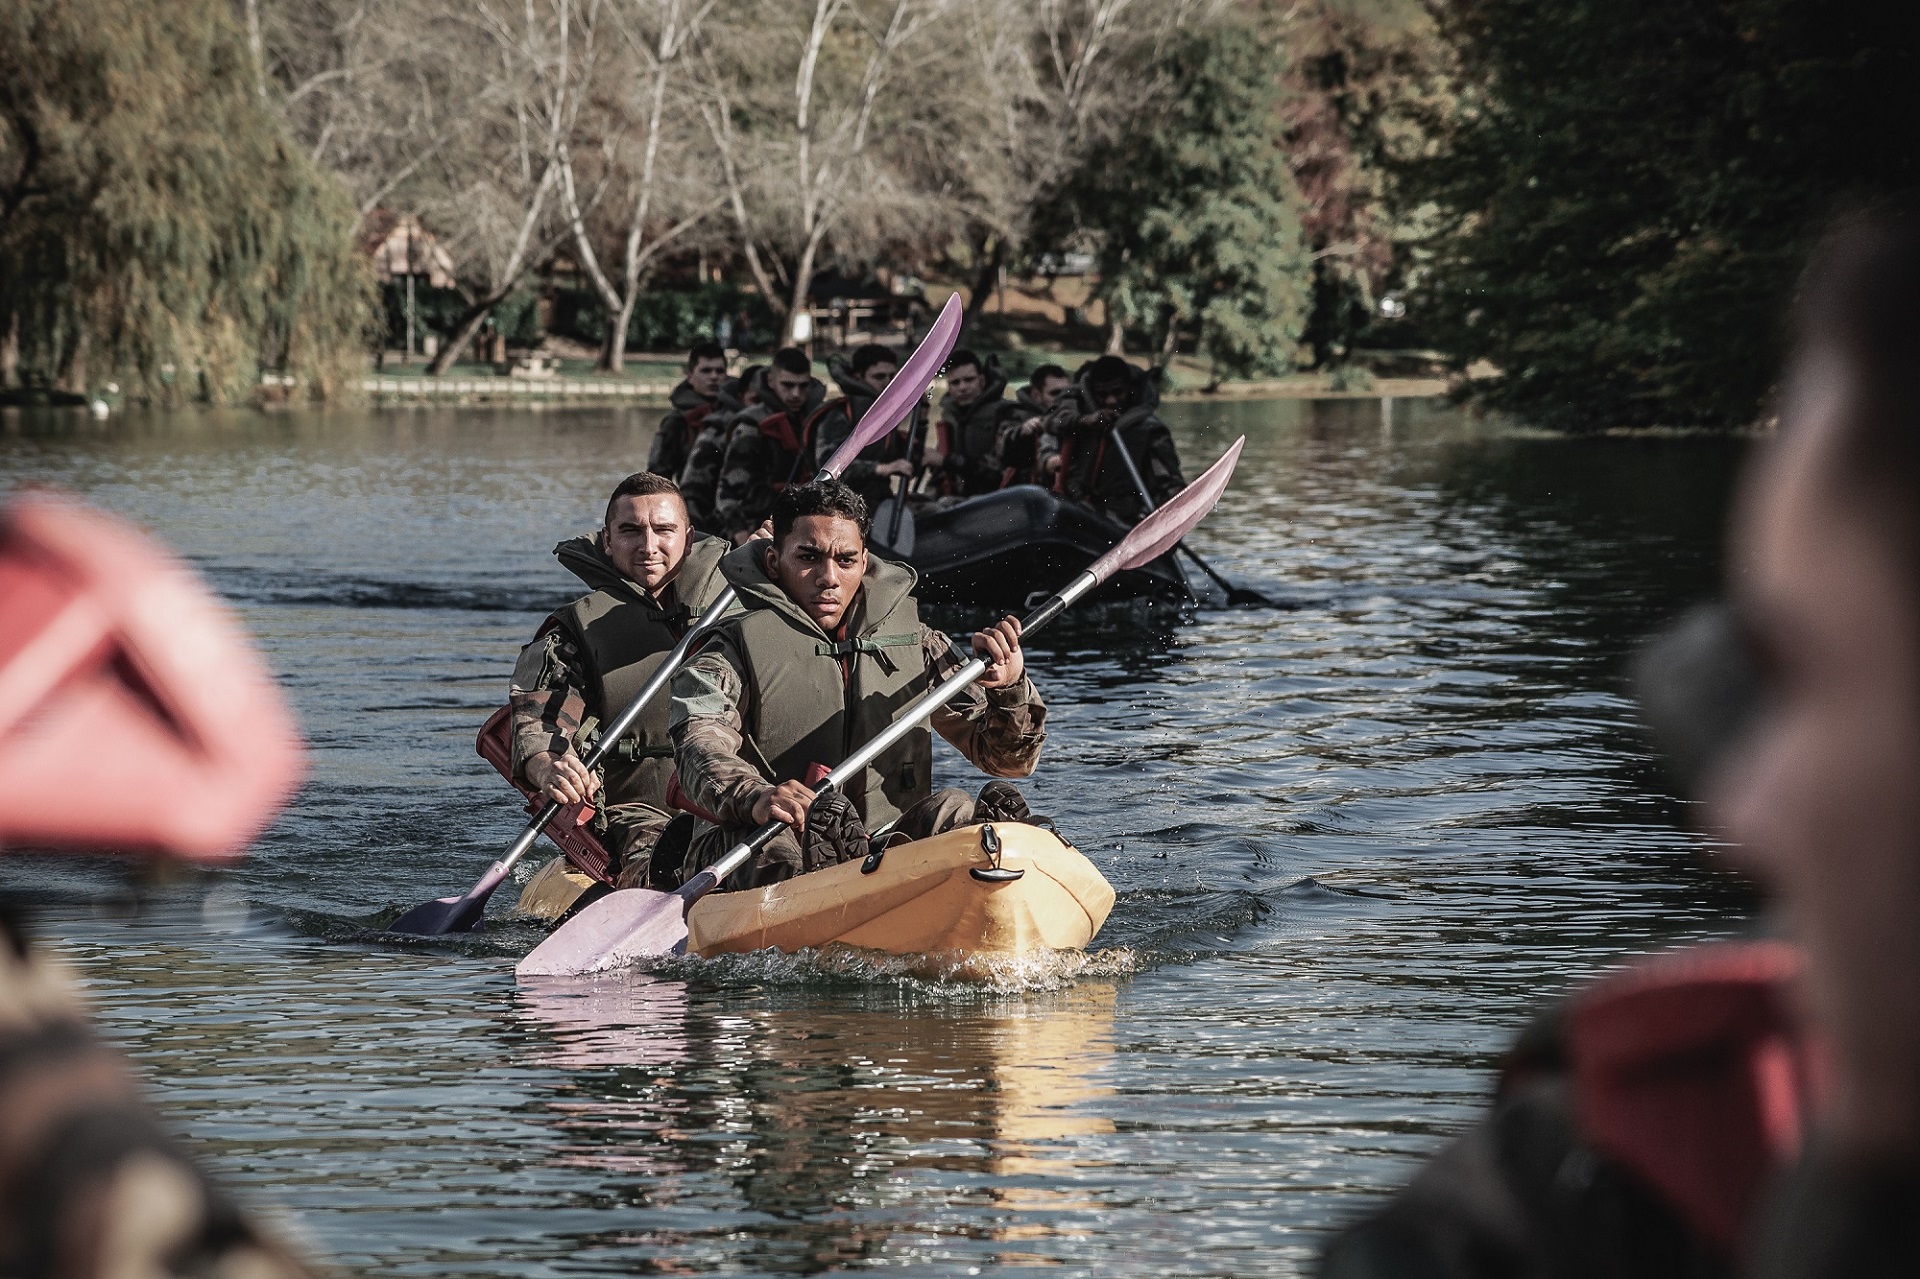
(390, 296, 967, 937)
(514, 435, 1246, 978)
(1107, 424, 1272, 607)
(387, 588, 738, 936)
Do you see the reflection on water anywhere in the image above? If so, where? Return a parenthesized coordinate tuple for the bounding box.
(0, 398, 1753, 1275)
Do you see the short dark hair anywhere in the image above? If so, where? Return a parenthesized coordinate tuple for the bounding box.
(1086, 354, 1135, 387)
(946, 348, 983, 375)
(772, 479, 870, 545)
(771, 346, 812, 377)
(1030, 363, 1068, 387)
(605, 471, 686, 526)
(850, 343, 899, 376)
(686, 342, 726, 368)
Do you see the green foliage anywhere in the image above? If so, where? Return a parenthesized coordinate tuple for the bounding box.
(1403, 0, 1920, 432)
(0, 0, 375, 404)
(553, 283, 775, 353)
(1037, 24, 1313, 380)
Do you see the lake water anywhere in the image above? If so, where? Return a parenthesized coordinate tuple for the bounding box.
(0, 398, 1753, 1276)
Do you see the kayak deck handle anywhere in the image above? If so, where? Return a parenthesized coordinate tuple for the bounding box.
(970, 823, 1025, 883)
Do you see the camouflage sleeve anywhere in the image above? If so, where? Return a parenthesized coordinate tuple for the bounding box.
(509, 622, 588, 785)
(924, 627, 1047, 778)
(1145, 420, 1187, 501)
(647, 410, 687, 477)
(714, 423, 774, 542)
(677, 421, 729, 534)
(669, 645, 768, 825)
(815, 406, 879, 488)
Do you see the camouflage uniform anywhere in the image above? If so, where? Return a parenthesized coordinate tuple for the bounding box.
(510, 532, 730, 888)
(677, 368, 759, 536)
(1038, 360, 1186, 522)
(711, 370, 828, 541)
(811, 359, 923, 513)
(670, 545, 1046, 888)
(937, 367, 1022, 498)
(0, 910, 314, 1278)
(995, 382, 1055, 488)
(646, 378, 733, 482)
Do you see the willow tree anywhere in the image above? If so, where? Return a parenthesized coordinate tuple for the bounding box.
(0, 0, 373, 403)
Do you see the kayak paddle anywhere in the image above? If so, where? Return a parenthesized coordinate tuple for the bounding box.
(388, 293, 965, 936)
(515, 434, 1246, 977)
(1107, 423, 1274, 607)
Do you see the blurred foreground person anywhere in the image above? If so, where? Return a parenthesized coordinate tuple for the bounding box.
(1320, 206, 1920, 1278)
(0, 493, 312, 1277)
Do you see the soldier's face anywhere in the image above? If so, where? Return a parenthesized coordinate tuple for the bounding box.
(948, 364, 984, 407)
(688, 357, 727, 399)
(1092, 381, 1127, 410)
(603, 492, 690, 592)
(1034, 374, 1069, 409)
(771, 368, 812, 415)
(767, 515, 867, 632)
(862, 362, 898, 394)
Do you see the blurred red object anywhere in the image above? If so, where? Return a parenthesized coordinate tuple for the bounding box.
(0, 491, 305, 859)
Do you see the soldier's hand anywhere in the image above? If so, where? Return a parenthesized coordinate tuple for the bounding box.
(1041, 454, 1062, 475)
(972, 615, 1025, 688)
(876, 459, 914, 478)
(527, 751, 598, 806)
(753, 779, 817, 830)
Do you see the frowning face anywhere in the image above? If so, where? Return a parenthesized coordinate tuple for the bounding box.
(766, 515, 867, 631)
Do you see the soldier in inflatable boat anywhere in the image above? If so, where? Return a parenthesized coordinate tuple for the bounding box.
(505, 470, 732, 888)
(667, 479, 1045, 889)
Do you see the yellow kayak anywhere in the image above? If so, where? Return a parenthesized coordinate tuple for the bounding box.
(516, 822, 1114, 960)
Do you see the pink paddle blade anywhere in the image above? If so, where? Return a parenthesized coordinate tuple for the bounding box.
(1090, 436, 1245, 581)
(515, 887, 690, 978)
(815, 294, 962, 478)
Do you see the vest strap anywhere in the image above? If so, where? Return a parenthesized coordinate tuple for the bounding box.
(814, 632, 918, 674)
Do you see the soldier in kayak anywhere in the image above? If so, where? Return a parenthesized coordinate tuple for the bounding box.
(678, 362, 761, 535)
(712, 347, 829, 543)
(668, 479, 1045, 888)
(813, 343, 918, 514)
(998, 363, 1071, 487)
(929, 348, 1018, 498)
(646, 342, 733, 483)
(1039, 355, 1187, 521)
(509, 471, 731, 888)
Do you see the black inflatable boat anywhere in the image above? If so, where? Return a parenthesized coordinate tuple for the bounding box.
(870, 485, 1193, 608)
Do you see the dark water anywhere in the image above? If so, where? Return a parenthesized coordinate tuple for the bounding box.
(0, 400, 1752, 1276)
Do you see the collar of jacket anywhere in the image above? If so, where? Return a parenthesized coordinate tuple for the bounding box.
(554, 530, 725, 616)
(716, 537, 918, 643)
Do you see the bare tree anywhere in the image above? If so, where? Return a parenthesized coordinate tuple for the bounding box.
(697, 0, 954, 344)
(421, 0, 599, 373)
(557, 0, 721, 371)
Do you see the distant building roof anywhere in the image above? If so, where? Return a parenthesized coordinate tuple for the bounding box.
(360, 210, 456, 289)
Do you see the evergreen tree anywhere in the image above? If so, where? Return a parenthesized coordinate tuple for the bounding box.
(0, 0, 374, 404)
(1038, 24, 1313, 381)
(1404, 0, 1920, 432)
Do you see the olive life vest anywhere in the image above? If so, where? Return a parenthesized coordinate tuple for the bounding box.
(706, 541, 933, 827)
(546, 532, 731, 809)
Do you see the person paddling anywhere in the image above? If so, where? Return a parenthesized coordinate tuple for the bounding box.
(668, 479, 1045, 889)
(508, 471, 731, 888)
(1039, 355, 1186, 522)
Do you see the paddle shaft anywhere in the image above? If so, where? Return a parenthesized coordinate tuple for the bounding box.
(493, 586, 740, 879)
(677, 571, 1098, 898)
(884, 403, 925, 545)
(1107, 424, 1249, 599)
